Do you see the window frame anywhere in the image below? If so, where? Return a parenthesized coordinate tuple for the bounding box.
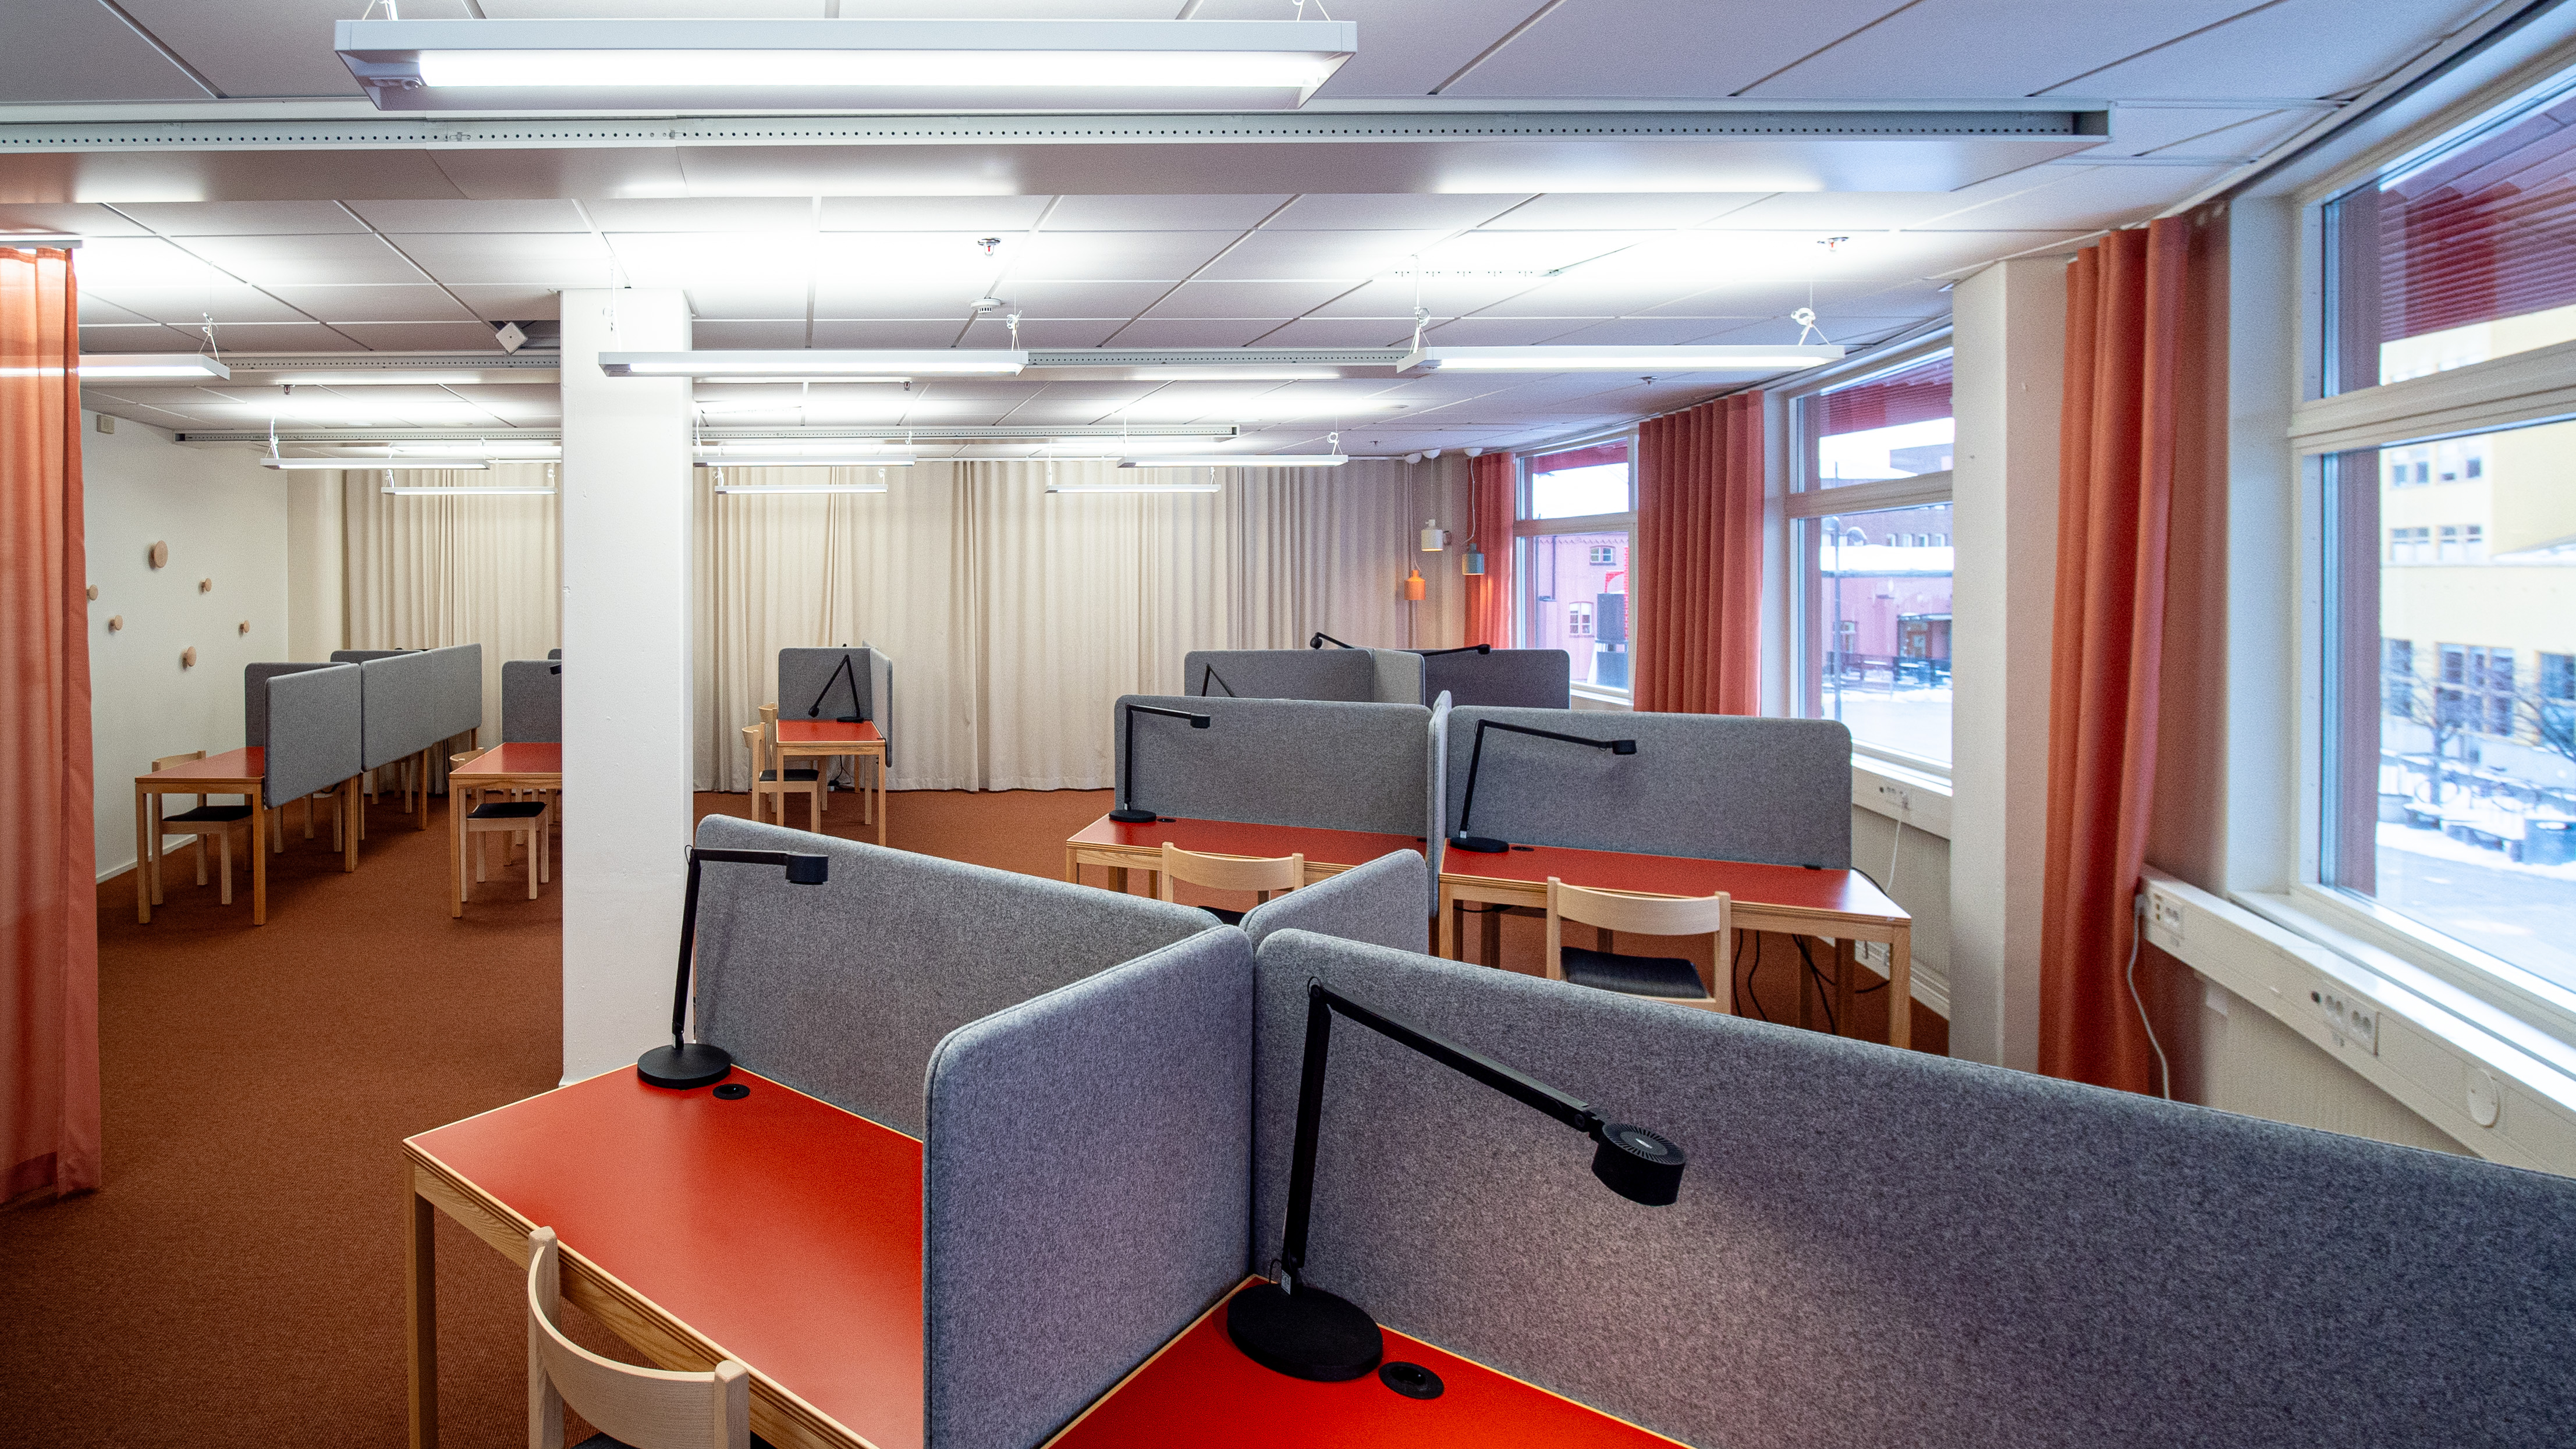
(1514, 428, 1638, 698)
(1775, 333, 1958, 777)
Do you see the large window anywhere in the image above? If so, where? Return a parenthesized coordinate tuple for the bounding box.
(1787, 349, 1955, 769)
(1517, 438, 1634, 693)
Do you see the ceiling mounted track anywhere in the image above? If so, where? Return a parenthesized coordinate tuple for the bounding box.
(177, 424, 1239, 444)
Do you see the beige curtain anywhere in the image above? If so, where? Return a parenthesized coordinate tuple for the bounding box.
(343, 463, 563, 749)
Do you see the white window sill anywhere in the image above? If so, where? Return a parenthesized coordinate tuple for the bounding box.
(1852, 754, 1951, 839)
(1568, 686, 1633, 711)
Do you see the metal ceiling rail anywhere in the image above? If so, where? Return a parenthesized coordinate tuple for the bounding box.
(175, 424, 1240, 443)
(215, 353, 562, 373)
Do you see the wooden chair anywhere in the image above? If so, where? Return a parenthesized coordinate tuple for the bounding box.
(147, 751, 257, 907)
(759, 702, 836, 819)
(454, 754, 550, 904)
(1156, 842, 1303, 925)
(1542, 878, 1732, 1012)
(743, 722, 824, 830)
(527, 1227, 749, 1449)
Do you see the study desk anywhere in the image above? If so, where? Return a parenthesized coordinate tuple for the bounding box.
(1045, 1278, 1683, 1448)
(1062, 813, 1426, 896)
(775, 718, 889, 846)
(447, 742, 562, 919)
(404, 1067, 923, 1449)
(134, 748, 276, 926)
(1439, 845, 1915, 1049)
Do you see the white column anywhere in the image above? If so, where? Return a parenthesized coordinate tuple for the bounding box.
(285, 470, 345, 659)
(1947, 257, 2065, 1071)
(559, 287, 695, 1082)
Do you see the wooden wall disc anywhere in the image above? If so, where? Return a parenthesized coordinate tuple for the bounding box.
(148, 541, 168, 569)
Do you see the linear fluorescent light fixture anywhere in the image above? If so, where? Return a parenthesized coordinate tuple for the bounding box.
(265, 457, 491, 471)
(1120, 454, 1348, 468)
(337, 19, 1355, 112)
(381, 485, 554, 496)
(1403, 345, 1846, 372)
(713, 482, 892, 495)
(694, 456, 916, 468)
(78, 353, 230, 381)
(602, 350, 1026, 379)
(1049, 481, 1223, 494)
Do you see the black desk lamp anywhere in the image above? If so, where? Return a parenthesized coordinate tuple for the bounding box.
(805, 652, 864, 723)
(636, 847, 830, 1089)
(1109, 703, 1211, 824)
(1227, 982, 1685, 1382)
(1198, 663, 1237, 697)
(1447, 720, 1636, 854)
(1416, 644, 1493, 656)
(1309, 632, 1357, 649)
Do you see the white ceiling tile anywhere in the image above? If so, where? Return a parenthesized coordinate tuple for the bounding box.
(973, 318, 1126, 347)
(116, 202, 371, 236)
(480, 1, 823, 15)
(691, 321, 812, 349)
(1265, 195, 1531, 230)
(86, 285, 309, 325)
(1257, 318, 1420, 347)
(1709, 192, 1993, 229)
(1539, 318, 1773, 345)
(177, 233, 428, 286)
(0, 0, 205, 102)
(0, 204, 152, 239)
(1308, 275, 1545, 318)
(606, 231, 819, 289)
(988, 280, 1174, 317)
(1144, 280, 1356, 318)
(331, 322, 513, 351)
(1697, 314, 1931, 345)
(72, 297, 154, 326)
(1420, 318, 1598, 345)
(347, 201, 594, 234)
(819, 196, 1056, 230)
(264, 285, 476, 323)
(585, 198, 817, 232)
(115, 0, 365, 97)
(449, 285, 563, 321)
(1443, 0, 1898, 100)
(1197, 229, 1454, 281)
(1909, 166, 2233, 231)
(1188, 0, 1545, 100)
(79, 324, 196, 351)
(1479, 194, 1776, 230)
(392, 233, 615, 287)
(1100, 319, 1286, 347)
(1743, 0, 2256, 100)
(2042, 0, 2486, 99)
(683, 281, 811, 321)
(1040, 195, 1291, 231)
(1009, 231, 1238, 280)
(74, 236, 237, 290)
(808, 320, 970, 347)
(815, 232, 1016, 285)
(190, 324, 364, 351)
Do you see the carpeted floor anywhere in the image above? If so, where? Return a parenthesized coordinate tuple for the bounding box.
(2, 782, 1938, 1449)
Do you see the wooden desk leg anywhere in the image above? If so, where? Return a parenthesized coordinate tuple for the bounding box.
(1835, 937, 1857, 1038)
(1477, 904, 1502, 968)
(1796, 940, 1815, 1031)
(417, 748, 431, 832)
(1063, 847, 1079, 885)
(1436, 887, 1456, 960)
(407, 1178, 439, 1449)
(134, 786, 152, 924)
(1887, 925, 1913, 1050)
(449, 782, 466, 919)
(1107, 866, 1129, 895)
(875, 754, 886, 848)
(344, 777, 362, 872)
(251, 791, 267, 926)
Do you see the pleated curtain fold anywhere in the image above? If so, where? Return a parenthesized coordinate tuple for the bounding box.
(1464, 451, 1515, 648)
(1, 244, 100, 1200)
(1634, 392, 1764, 715)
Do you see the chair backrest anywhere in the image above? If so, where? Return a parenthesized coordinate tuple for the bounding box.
(738, 724, 767, 779)
(526, 1228, 748, 1449)
(1544, 878, 1728, 997)
(1240, 848, 1429, 954)
(1157, 842, 1302, 900)
(152, 750, 208, 811)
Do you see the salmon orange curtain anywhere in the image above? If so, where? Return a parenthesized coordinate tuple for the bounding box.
(2040, 218, 2194, 1093)
(1, 244, 99, 1199)
(1634, 392, 1762, 715)
(1464, 450, 1514, 648)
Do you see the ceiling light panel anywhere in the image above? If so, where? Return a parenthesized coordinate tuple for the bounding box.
(336, 18, 1356, 111)
(602, 350, 1027, 378)
(76, 353, 232, 381)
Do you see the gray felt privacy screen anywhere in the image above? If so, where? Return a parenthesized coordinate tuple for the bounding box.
(922, 928, 1253, 1449)
(1249, 931, 2576, 1449)
(501, 659, 561, 743)
(1368, 648, 1425, 705)
(1241, 850, 1428, 954)
(1445, 706, 1850, 868)
(329, 648, 411, 665)
(686, 815, 1218, 1135)
(263, 665, 362, 804)
(1426, 693, 1449, 888)
(359, 645, 483, 768)
(1182, 648, 1375, 702)
(1423, 648, 1571, 709)
(243, 661, 331, 748)
(1114, 695, 1432, 838)
(778, 645, 873, 722)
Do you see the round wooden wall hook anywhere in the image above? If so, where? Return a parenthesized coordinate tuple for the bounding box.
(86, 584, 98, 601)
(108, 615, 124, 633)
(238, 620, 251, 635)
(199, 577, 213, 593)
(180, 647, 197, 668)
(148, 541, 169, 569)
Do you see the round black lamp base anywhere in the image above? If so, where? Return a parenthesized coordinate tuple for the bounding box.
(1106, 807, 1158, 823)
(637, 1042, 733, 1090)
(1225, 1280, 1383, 1382)
(1447, 832, 1511, 854)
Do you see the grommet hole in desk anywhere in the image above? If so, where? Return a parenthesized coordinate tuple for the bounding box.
(712, 1083, 750, 1100)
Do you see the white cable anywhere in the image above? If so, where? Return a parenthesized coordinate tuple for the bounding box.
(2128, 890, 2173, 1099)
(1886, 809, 1903, 897)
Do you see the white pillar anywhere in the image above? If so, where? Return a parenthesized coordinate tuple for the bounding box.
(559, 287, 694, 1082)
(1947, 257, 2065, 1071)
(285, 469, 345, 659)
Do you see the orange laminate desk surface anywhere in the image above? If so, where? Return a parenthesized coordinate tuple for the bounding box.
(452, 741, 562, 777)
(140, 745, 264, 783)
(407, 1068, 924, 1449)
(777, 719, 885, 746)
(1065, 813, 1425, 865)
(1047, 1285, 1681, 1449)
(1442, 840, 1902, 918)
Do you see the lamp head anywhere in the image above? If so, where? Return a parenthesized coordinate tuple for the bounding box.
(783, 853, 829, 886)
(1588, 1122, 1684, 1205)
(1609, 738, 1637, 755)
(1474, 643, 1492, 654)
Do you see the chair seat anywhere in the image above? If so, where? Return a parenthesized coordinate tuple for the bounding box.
(1559, 946, 1710, 1000)
(161, 804, 255, 824)
(468, 801, 551, 821)
(758, 769, 821, 783)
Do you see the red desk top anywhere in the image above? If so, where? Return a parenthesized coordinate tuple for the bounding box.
(778, 719, 885, 746)
(409, 1069, 923, 1449)
(1048, 1284, 1682, 1448)
(1065, 813, 1425, 868)
(453, 741, 562, 777)
(1442, 840, 1904, 921)
(138, 747, 263, 783)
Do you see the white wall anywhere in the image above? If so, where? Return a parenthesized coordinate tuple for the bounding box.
(284, 469, 344, 660)
(83, 415, 288, 879)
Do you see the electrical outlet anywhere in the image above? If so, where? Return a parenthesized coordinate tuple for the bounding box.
(1856, 940, 1890, 976)
(2309, 986, 2379, 1056)
(2146, 885, 2186, 949)
(1876, 783, 1914, 815)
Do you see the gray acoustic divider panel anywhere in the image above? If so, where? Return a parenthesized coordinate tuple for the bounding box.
(867, 648, 894, 765)
(329, 648, 413, 665)
(687, 815, 1219, 1135)
(500, 660, 562, 743)
(545, 648, 561, 659)
(923, 928, 1254, 1449)
(359, 644, 484, 769)
(1367, 648, 1425, 705)
(1115, 695, 1432, 839)
(1182, 648, 1374, 701)
(1422, 648, 1571, 709)
(243, 661, 332, 748)
(779, 645, 872, 723)
(1251, 931, 2576, 1449)
(263, 664, 363, 805)
(1445, 706, 1851, 868)
(1426, 693, 1449, 889)
(1241, 850, 1429, 954)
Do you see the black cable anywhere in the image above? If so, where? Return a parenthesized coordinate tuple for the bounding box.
(1736, 929, 1769, 1023)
